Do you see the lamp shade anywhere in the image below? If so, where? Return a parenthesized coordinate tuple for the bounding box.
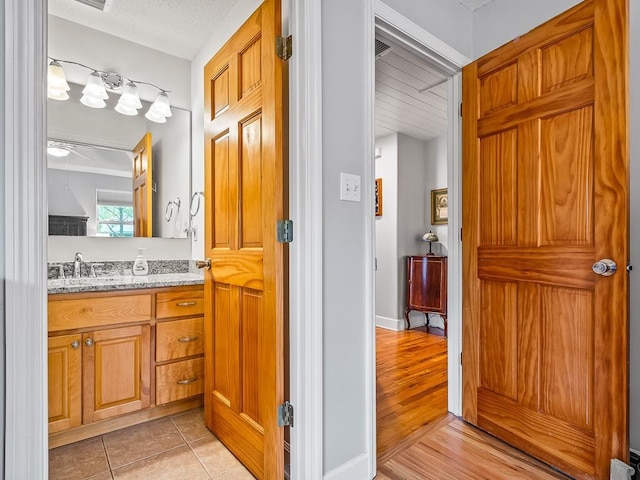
(47, 146, 70, 157)
(82, 71, 109, 100)
(422, 231, 439, 243)
(117, 82, 143, 109)
(148, 91, 172, 117)
(144, 109, 167, 123)
(115, 103, 139, 116)
(80, 94, 107, 109)
(47, 61, 70, 100)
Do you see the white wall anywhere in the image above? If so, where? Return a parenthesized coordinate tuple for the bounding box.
(189, 0, 264, 261)
(47, 236, 191, 262)
(423, 134, 448, 255)
(382, 0, 473, 59)
(0, 1, 5, 470)
(375, 134, 400, 326)
(473, 0, 640, 453)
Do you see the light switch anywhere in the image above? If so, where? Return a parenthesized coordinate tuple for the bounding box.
(340, 172, 361, 202)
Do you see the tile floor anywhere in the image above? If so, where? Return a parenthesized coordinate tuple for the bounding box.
(49, 408, 256, 480)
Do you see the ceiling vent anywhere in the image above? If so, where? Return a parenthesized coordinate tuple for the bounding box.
(74, 0, 113, 12)
(375, 39, 391, 60)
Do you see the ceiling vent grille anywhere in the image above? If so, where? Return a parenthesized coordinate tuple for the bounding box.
(375, 39, 391, 60)
(74, 0, 110, 11)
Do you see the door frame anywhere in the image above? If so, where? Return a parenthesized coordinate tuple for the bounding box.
(366, 0, 469, 472)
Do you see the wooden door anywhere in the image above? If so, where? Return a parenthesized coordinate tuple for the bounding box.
(202, 0, 286, 478)
(48, 334, 82, 434)
(82, 325, 151, 423)
(462, 1, 628, 479)
(133, 132, 153, 237)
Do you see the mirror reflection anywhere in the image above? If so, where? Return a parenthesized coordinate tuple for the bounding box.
(47, 83, 191, 238)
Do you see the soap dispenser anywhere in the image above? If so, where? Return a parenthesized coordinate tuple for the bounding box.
(132, 248, 149, 276)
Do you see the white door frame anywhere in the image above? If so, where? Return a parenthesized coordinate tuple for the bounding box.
(3, 0, 49, 478)
(365, 1, 469, 474)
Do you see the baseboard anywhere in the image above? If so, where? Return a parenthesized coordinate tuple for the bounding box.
(323, 453, 371, 480)
(375, 315, 404, 331)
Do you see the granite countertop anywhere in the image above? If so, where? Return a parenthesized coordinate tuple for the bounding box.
(48, 272, 204, 294)
(47, 260, 204, 294)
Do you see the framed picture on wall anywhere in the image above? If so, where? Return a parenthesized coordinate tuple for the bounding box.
(431, 188, 448, 225)
(375, 178, 383, 217)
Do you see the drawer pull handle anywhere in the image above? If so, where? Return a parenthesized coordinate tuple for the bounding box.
(176, 301, 197, 307)
(178, 336, 199, 343)
(177, 377, 198, 385)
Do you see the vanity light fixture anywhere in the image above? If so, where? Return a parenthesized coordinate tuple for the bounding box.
(47, 57, 173, 123)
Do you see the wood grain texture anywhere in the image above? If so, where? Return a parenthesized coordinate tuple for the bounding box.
(462, 0, 628, 478)
(156, 317, 205, 362)
(376, 328, 448, 462)
(540, 106, 593, 246)
(203, 2, 287, 477)
(48, 334, 82, 434)
(378, 416, 571, 480)
(48, 294, 152, 331)
(212, 66, 230, 118)
(155, 358, 205, 405)
(132, 132, 153, 238)
(82, 325, 151, 424)
(480, 62, 517, 117)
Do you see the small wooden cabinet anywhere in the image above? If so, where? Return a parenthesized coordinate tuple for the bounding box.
(404, 255, 448, 335)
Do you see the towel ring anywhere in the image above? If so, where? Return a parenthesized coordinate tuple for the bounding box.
(190, 191, 204, 217)
(165, 197, 181, 222)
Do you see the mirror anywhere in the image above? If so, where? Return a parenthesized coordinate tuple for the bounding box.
(47, 82, 191, 238)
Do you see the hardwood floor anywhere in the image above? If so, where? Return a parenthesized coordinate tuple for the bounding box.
(377, 415, 571, 480)
(376, 326, 448, 461)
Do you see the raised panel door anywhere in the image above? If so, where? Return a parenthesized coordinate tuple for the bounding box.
(82, 325, 151, 423)
(48, 334, 82, 434)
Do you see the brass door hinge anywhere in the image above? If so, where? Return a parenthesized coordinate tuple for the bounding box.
(276, 36, 292, 61)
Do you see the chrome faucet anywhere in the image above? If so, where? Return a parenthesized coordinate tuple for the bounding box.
(73, 252, 84, 278)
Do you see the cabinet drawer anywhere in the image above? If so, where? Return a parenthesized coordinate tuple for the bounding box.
(156, 289, 204, 319)
(156, 317, 204, 362)
(49, 294, 152, 331)
(156, 358, 204, 405)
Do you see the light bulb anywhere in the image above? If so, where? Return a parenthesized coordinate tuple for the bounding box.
(47, 147, 70, 157)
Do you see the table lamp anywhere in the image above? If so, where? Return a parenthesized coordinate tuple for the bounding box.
(422, 231, 439, 255)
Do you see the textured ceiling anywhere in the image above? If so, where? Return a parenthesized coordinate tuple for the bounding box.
(456, 0, 495, 11)
(48, 0, 240, 60)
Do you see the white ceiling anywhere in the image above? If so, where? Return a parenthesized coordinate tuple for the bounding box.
(48, 0, 240, 60)
(457, 0, 495, 11)
(375, 32, 449, 142)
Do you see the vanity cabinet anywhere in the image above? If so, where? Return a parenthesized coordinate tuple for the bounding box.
(48, 284, 204, 446)
(48, 334, 82, 434)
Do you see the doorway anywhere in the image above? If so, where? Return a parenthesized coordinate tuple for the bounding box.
(368, 1, 469, 468)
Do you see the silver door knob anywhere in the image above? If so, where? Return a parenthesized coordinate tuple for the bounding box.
(85, 338, 94, 347)
(196, 259, 211, 270)
(592, 259, 617, 276)
(71, 340, 80, 349)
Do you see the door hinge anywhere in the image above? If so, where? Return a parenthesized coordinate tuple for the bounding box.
(277, 219, 293, 243)
(278, 401, 294, 427)
(276, 35, 292, 61)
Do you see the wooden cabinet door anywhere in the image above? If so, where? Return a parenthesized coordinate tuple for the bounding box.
(462, 1, 628, 478)
(83, 325, 151, 423)
(48, 334, 82, 434)
(133, 132, 153, 237)
(203, 0, 286, 477)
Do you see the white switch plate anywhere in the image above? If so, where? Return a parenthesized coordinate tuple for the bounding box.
(340, 172, 361, 202)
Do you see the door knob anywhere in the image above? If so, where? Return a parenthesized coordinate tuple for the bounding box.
(196, 258, 211, 270)
(592, 259, 617, 276)
(85, 338, 94, 347)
